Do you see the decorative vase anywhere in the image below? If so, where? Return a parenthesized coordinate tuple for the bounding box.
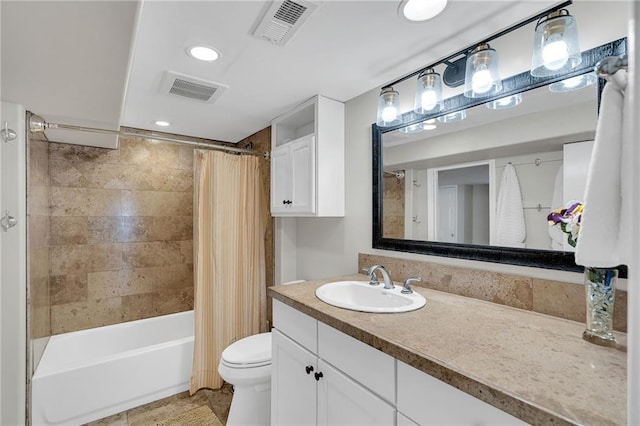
(582, 267, 617, 346)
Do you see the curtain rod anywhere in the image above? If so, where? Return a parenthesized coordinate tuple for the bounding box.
(28, 113, 269, 158)
(382, 0, 573, 89)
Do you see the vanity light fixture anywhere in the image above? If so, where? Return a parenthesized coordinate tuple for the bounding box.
(464, 44, 502, 98)
(399, 0, 448, 22)
(187, 45, 220, 62)
(437, 110, 466, 123)
(549, 71, 597, 92)
(486, 93, 522, 109)
(154, 120, 171, 127)
(531, 10, 581, 77)
(414, 69, 443, 113)
(376, 87, 402, 127)
(423, 123, 437, 130)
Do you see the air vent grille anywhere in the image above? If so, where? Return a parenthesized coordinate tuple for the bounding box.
(169, 78, 217, 101)
(274, 0, 307, 25)
(159, 71, 229, 104)
(251, 0, 317, 46)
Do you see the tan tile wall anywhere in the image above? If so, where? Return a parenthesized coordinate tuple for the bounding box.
(47, 127, 274, 334)
(382, 172, 404, 239)
(48, 136, 196, 334)
(28, 131, 51, 340)
(359, 253, 627, 332)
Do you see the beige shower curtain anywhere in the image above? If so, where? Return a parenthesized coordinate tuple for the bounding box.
(190, 150, 267, 393)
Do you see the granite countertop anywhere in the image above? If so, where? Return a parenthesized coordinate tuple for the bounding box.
(268, 274, 627, 426)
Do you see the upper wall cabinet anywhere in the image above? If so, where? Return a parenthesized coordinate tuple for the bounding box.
(271, 95, 345, 217)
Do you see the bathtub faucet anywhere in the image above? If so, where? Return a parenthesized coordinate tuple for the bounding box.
(367, 265, 394, 290)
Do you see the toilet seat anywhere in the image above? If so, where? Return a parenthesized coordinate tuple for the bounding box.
(220, 332, 272, 369)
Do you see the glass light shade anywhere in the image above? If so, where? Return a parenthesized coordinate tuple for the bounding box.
(376, 87, 402, 127)
(531, 10, 581, 77)
(464, 44, 502, 98)
(486, 93, 522, 110)
(437, 110, 466, 123)
(414, 69, 443, 114)
(549, 72, 597, 92)
(400, 0, 448, 22)
(399, 122, 424, 134)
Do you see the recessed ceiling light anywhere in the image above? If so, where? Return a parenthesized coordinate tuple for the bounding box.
(423, 123, 437, 130)
(154, 120, 171, 127)
(187, 45, 220, 62)
(399, 0, 448, 22)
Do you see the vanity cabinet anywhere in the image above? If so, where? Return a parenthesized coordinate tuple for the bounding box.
(396, 359, 525, 425)
(270, 95, 344, 217)
(271, 301, 394, 426)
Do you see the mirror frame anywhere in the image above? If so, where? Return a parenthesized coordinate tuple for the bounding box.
(372, 38, 627, 273)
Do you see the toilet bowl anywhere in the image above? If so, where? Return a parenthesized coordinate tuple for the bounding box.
(218, 332, 272, 426)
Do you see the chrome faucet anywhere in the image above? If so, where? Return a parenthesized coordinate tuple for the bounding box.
(401, 276, 422, 294)
(367, 265, 394, 290)
(361, 267, 380, 286)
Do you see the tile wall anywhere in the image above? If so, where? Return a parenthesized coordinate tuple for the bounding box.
(382, 172, 405, 239)
(38, 125, 273, 335)
(359, 253, 627, 332)
(28, 130, 51, 341)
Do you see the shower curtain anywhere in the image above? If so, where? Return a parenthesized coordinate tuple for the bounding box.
(190, 150, 266, 393)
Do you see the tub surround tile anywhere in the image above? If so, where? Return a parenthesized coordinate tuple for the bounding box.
(88, 269, 155, 299)
(122, 241, 186, 268)
(49, 142, 120, 164)
(50, 274, 88, 305)
(180, 240, 193, 264)
(51, 297, 123, 334)
(28, 185, 50, 216)
(121, 293, 159, 322)
(151, 216, 193, 241)
(145, 264, 193, 291)
(178, 146, 194, 171)
(359, 253, 627, 331)
(50, 216, 88, 245)
(269, 276, 627, 426)
(50, 244, 124, 275)
(50, 187, 122, 217)
(30, 139, 50, 160)
(121, 191, 192, 217)
(30, 157, 50, 187)
(154, 287, 194, 317)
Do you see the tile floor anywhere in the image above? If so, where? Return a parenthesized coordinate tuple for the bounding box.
(84, 384, 233, 426)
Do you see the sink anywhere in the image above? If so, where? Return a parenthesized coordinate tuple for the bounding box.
(315, 281, 426, 313)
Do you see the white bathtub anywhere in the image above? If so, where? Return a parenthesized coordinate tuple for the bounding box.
(31, 311, 194, 426)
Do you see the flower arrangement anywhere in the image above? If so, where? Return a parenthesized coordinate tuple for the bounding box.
(547, 201, 583, 247)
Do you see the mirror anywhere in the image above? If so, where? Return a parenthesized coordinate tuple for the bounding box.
(373, 38, 627, 273)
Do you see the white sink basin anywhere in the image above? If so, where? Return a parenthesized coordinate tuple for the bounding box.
(315, 281, 426, 313)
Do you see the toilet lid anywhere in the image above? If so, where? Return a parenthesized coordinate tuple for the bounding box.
(221, 332, 272, 366)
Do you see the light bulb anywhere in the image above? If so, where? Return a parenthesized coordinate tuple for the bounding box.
(472, 67, 493, 94)
(542, 37, 569, 70)
(420, 90, 438, 111)
(381, 105, 398, 123)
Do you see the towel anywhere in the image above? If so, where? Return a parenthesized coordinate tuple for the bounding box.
(495, 163, 526, 248)
(548, 165, 564, 250)
(575, 70, 628, 267)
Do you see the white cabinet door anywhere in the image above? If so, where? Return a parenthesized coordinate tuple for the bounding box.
(317, 360, 395, 426)
(270, 134, 315, 215)
(271, 330, 317, 426)
(289, 135, 315, 214)
(271, 145, 292, 214)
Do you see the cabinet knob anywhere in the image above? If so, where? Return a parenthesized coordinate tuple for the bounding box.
(314, 371, 323, 381)
(305, 365, 314, 375)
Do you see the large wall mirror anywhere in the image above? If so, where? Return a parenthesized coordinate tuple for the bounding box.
(372, 32, 627, 273)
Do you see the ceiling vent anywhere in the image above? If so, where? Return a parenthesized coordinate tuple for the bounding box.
(251, 0, 318, 46)
(159, 71, 228, 103)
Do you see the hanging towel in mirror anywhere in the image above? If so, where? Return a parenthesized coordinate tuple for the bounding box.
(549, 165, 564, 250)
(495, 163, 526, 248)
(575, 70, 629, 267)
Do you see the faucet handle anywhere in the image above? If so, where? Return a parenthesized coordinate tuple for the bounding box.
(401, 276, 422, 294)
(362, 267, 380, 286)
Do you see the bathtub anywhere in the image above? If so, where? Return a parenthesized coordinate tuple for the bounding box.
(31, 311, 194, 426)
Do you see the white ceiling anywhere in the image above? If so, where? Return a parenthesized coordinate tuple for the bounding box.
(0, 0, 628, 148)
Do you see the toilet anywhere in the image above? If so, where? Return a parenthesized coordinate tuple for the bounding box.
(218, 332, 272, 426)
(218, 280, 305, 425)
